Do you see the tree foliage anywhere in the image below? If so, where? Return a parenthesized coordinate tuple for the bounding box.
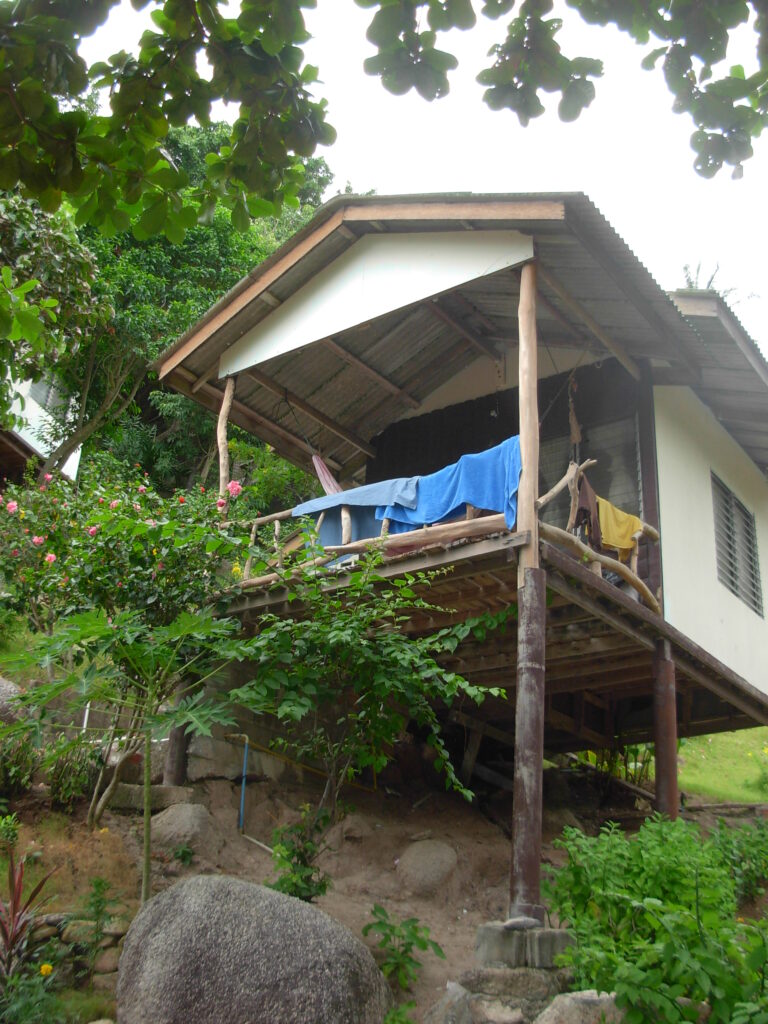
(359, 0, 768, 180)
(0, 0, 335, 235)
(0, 193, 110, 430)
(1, 0, 764, 220)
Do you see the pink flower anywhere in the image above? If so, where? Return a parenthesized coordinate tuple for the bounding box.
(44, 473, 52, 482)
(133, 503, 141, 511)
(6, 500, 18, 514)
(88, 526, 99, 537)
(32, 535, 44, 546)
(178, 496, 185, 504)
(216, 498, 227, 509)
(146, 518, 156, 527)
(44, 552, 56, 564)
(157, 561, 164, 571)
(10, 548, 19, 557)
(138, 485, 146, 494)
(98, 497, 104, 505)
(227, 480, 242, 497)
(109, 500, 119, 510)
(39, 485, 46, 492)
(200, 486, 206, 493)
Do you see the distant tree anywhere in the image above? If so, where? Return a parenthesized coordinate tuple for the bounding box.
(34, 134, 333, 481)
(0, 194, 110, 431)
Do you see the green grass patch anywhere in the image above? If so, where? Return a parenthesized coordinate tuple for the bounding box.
(55, 986, 116, 1023)
(678, 726, 768, 804)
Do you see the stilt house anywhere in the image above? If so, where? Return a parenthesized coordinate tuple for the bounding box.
(157, 193, 768, 918)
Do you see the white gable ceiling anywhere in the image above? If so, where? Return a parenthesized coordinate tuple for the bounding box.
(219, 229, 533, 377)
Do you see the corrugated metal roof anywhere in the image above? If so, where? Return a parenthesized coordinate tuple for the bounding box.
(156, 192, 768, 476)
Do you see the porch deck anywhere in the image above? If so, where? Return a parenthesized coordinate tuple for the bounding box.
(229, 518, 768, 763)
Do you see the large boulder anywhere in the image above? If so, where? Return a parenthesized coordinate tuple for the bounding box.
(0, 676, 22, 724)
(150, 803, 222, 864)
(397, 839, 458, 896)
(116, 875, 393, 1024)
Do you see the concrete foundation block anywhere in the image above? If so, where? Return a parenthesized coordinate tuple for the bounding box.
(474, 923, 527, 968)
(526, 929, 574, 969)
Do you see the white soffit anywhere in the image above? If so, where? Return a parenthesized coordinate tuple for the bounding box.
(219, 230, 534, 376)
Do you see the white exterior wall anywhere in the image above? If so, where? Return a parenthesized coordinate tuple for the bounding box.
(654, 386, 768, 691)
(10, 381, 81, 479)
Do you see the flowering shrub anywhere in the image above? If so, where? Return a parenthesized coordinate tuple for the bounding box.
(0, 454, 261, 634)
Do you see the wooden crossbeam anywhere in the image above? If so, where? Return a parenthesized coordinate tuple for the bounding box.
(537, 265, 641, 381)
(321, 338, 420, 408)
(174, 366, 342, 470)
(424, 299, 499, 361)
(244, 368, 375, 458)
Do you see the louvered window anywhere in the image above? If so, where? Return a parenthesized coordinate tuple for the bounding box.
(711, 474, 763, 616)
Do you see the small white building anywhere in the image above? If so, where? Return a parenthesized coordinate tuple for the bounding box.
(1, 378, 81, 481)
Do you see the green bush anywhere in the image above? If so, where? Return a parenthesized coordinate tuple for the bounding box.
(545, 815, 768, 1023)
(362, 904, 445, 991)
(0, 813, 19, 850)
(0, 734, 39, 798)
(711, 818, 768, 904)
(46, 740, 101, 812)
(268, 805, 331, 903)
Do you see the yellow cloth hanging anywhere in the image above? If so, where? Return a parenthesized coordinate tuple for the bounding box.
(597, 497, 643, 562)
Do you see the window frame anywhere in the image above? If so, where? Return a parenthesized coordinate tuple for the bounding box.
(711, 472, 763, 617)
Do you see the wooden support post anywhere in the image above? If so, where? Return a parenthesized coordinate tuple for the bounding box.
(217, 376, 236, 499)
(653, 638, 679, 819)
(516, 262, 539, 582)
(509, 260, 546, 921)
(340, 505, 352, 545)
(460, 730, 483, 786)
(510, 567, 547, 922)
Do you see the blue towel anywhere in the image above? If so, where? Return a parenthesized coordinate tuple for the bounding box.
(292, 476, 419, 518)
(376, 436, 522, 532)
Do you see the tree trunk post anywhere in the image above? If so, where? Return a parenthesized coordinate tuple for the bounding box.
(653, 638, 679, 819)
(509, 260, 546, 922)
(141, 726, 152, 904)
(217, 375, 237, 502)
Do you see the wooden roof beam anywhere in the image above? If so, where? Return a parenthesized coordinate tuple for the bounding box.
(243, 367, 375, 458)
(173, 366, 342, 470)
(321, 338, 420, 409)
(424, 299, 499, 361)
(537, 266, 642, 381)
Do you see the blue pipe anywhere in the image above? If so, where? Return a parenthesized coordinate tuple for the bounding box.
(238, 737, 249, 832)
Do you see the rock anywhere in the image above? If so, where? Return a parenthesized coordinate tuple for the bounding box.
(470, 999, 524, 1023)
(93, 971, 118, 994)
(397, 839, 457, 896)
(460, 968, 560, 1004)
(0, 676, 22, 723)
(94, 947, 121, 974)
(424, 982, 472, 1024)
(532, 991, 624, 1024)
(542, 807, 582, 839)
(110, 783, 195, 813)
(542, 767, 573, 808)
(425, 982, 530, 1024)
(61, 919, 96, 945)
(116, 875, 393, 1024)
(504, 916, 542, 931)
(150, 803, 223, 864)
